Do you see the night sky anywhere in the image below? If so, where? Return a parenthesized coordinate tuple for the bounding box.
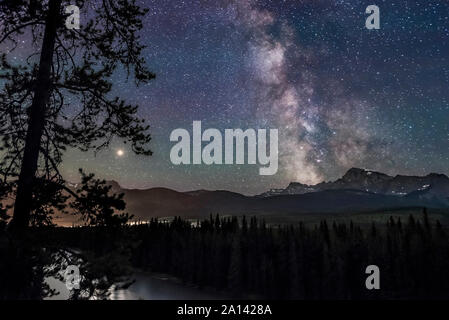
(5, 0, 449, 195)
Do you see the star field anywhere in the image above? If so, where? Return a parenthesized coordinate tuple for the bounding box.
(4, 0, 449, 195)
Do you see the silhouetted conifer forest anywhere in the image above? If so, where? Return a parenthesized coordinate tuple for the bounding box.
(2, 210, 449, 299)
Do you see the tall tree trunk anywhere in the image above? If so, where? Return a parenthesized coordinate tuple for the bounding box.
(10, 0, 62, 230)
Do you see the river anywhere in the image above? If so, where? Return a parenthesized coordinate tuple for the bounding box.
(46, 272, 229, 300)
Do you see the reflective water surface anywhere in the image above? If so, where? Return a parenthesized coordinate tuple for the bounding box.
(46, 272, 229, 300)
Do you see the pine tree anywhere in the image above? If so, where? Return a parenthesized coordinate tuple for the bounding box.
(0, 0, 155, 230)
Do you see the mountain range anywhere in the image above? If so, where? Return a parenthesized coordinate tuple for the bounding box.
(260, 168, 449, 197)
(97, 168, 449, 221)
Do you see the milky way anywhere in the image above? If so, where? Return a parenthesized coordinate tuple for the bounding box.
(2, 0, 449, 195)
